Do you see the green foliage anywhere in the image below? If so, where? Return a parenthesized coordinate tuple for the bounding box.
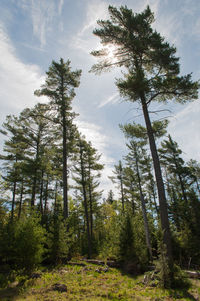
(154, 240, 172, 288)
(118, 213, 135, 262)
(0, 215, 46, 273)
(47, 214, 72, 264)
(14, 215, 46, 272)
(97, 202, 120, 260)
(132, 213, 150, 267)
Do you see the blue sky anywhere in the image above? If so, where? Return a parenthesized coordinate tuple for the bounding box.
(0, 0, 200, 194)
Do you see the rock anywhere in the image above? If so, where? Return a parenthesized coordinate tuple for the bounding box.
(31, 272, 42, 279)
(59, 268, 68, 274)
(8, 281, 19, 288)
(51, 283, 67, 292)
(95, 267, 109, 273)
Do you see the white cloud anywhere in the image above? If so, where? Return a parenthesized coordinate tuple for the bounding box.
(75, 119, 116, 195)
(17, 0, 64, 47)
(168, 100, 200, 162)
(58, 0, 64, 15)
(80, 0, 108, 36)
(30, 0, 56, 47)
(71, 0, 108, 54)
(0, 24, 45, 126)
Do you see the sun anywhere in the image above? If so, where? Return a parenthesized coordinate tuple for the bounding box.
(105, 44, 118, 63)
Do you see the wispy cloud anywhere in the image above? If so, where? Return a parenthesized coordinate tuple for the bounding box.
(75, 119, 115, 194)
(80, 0, 108, 36)
(98, 92, 119, 108)
(17, 0, 64, 47)
(168, 100, 200, 162)
(20, 42, 47, 52)
(71, 0, 108, 54)
(58, 0, 64, 15)
(0, 24, 45, 125)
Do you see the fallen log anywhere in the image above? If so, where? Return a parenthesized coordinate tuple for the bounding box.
(67, 262, 86, 267)
(184, 270, 200, 279)
(82, 259, 120, 268)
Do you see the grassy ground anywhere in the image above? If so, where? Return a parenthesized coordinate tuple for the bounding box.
(0, 262, 199, 300)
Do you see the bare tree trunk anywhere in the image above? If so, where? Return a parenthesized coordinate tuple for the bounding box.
(44, 177, 49, 214)
(39, 170, 44, 215)
(80, 143, 92, 258)
(18, 180, 24, 219)
(134, 147, 152, 259)
(141, 96, 172, 265)
(62, 114, 68, 219)
(11, 181, 16, 221)
(88, 182, 93, 238)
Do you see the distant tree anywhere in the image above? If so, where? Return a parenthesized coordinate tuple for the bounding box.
(73, 137, 103, 258)
(0, 115, 27, 220)
(110, 161, 125, 212)
(187, 159, 200, 196)
(35, 58, 81, 219)
(106, 190, 114, 205)
(159, 135, 191, 205)
(91, 5, 199, 273)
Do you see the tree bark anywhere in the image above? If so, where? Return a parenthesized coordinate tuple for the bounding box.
(141, 95, 172, 264)
(134, 147, 152, 259)
(39, 170, 44, 215)
(18, 180, 24, 219)
(62, 105, 68, 219)
(80, 143, 92, 258)
(11, 181, 16, 221)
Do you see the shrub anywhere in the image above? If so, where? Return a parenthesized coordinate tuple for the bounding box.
(14, 215, 46, 273)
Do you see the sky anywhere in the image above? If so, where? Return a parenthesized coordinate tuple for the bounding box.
(0, 0, 200, 197)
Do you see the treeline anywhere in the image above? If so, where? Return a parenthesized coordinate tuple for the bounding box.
(0, 4, 200, 289)
(0, 59, 105, 271)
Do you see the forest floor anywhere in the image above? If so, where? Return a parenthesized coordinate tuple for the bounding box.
(0, 261, 200, 300)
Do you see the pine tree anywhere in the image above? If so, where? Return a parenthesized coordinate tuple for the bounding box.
(35, 58, 81, 219)
(73, 137, 103, 258)
(110, 161, 125, 212)
(91, 5, 199, 270)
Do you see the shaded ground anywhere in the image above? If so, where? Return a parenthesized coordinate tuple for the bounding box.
(0, 262, 199, 300)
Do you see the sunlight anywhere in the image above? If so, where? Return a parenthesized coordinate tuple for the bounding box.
(105, 44, 118, 63)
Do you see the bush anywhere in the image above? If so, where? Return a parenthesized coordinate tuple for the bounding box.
(47, 215, 72, 264)
(14, 215, 46, 273)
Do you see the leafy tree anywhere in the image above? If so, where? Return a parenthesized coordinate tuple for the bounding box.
(35, 58, 81, 219)
(91, 5, 199, 270)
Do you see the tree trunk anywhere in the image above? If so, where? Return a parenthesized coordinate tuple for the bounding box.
(39, 170, 44, 215)
(141, 96, 173, 264)
(31, 174, 37, 207)
(11, 181, 16, 221)
(62, 114, 68, 219)
(120, 178, 125, 212)
(134, 147, 152, 259)
(80, 143, 92, 258)
(18, 180, 24, 219)
(44, 177, 49, 214)
(172, 152, 188, 204)
(88, 182, 93, 239)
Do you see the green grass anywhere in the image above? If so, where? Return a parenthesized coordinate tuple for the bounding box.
(0, 263, 199, 300)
